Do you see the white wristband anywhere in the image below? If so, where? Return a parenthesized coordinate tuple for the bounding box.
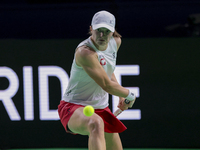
(125, 90, 136, 101)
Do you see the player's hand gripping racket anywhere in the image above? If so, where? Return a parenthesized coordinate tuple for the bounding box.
(114, 99, 131, 116)
(114, 91, 136, 116)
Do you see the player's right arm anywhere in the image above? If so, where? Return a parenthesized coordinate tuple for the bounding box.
(75, 46, 130, 99)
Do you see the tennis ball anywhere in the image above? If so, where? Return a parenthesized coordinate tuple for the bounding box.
(83, 105, 94, 117)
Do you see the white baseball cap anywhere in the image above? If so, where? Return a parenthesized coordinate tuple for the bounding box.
(91, 10, 115, 32)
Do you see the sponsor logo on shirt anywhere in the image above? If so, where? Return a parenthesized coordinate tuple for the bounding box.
(66, 90, 71, 96)
(99, 55, 106, 66)
(113, 52, 116, 59)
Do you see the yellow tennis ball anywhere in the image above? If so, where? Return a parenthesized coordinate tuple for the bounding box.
(83, 105, 94, 117)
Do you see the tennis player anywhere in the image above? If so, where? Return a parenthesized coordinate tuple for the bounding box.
(58, 10, 136, 150)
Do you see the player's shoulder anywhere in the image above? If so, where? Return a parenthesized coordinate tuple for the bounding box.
(114, 36, 121, 44)
(75, 45, 98, 66)
(76, 45, 96, 58)
(113, 36, 121, 50)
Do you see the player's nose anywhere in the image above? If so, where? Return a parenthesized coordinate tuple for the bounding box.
(100, 32, 103, 37)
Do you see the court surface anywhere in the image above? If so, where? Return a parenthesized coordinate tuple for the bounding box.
(11, 148, 200, 150)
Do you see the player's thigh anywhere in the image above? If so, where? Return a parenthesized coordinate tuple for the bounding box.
(105, 132, 123, 150)
(68, 107, 104, 135)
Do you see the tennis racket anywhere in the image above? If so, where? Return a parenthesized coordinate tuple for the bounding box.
(114, 99, 130, 116)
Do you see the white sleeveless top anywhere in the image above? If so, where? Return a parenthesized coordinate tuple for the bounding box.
(62, 36, 117, 109)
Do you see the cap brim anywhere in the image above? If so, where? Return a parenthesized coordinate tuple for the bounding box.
(92, 24, 115, 32)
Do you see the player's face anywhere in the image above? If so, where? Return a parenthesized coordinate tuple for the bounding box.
(91, 27, 113, 49)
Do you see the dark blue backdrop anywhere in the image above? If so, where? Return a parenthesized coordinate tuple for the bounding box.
(1, 0, 200, 39)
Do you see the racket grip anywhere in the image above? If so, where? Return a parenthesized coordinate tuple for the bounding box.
(114, 99, 130, 116)
(114, 108, 123, 116)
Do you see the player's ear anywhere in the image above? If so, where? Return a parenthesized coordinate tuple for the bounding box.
(90, 26, 93, 32)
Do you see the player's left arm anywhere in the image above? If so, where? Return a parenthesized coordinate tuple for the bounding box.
(112, 36, 135, 109)
(114, 36, 121, 50)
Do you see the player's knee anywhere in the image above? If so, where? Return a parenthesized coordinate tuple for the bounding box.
(88, 116, 104, 134)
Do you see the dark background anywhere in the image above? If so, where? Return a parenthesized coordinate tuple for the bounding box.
(0, 0, 200, 149)
(1, 0, 200, 39)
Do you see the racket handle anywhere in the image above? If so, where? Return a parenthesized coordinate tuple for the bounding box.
(114, 108, 123, 116)
(114, 99, 130, 116)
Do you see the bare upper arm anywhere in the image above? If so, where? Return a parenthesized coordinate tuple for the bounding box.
(75, 46, 112, 90)
(114, 37, 122, 51)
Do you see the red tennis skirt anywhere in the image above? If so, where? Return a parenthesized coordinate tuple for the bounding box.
(58, 100, 127, 134)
